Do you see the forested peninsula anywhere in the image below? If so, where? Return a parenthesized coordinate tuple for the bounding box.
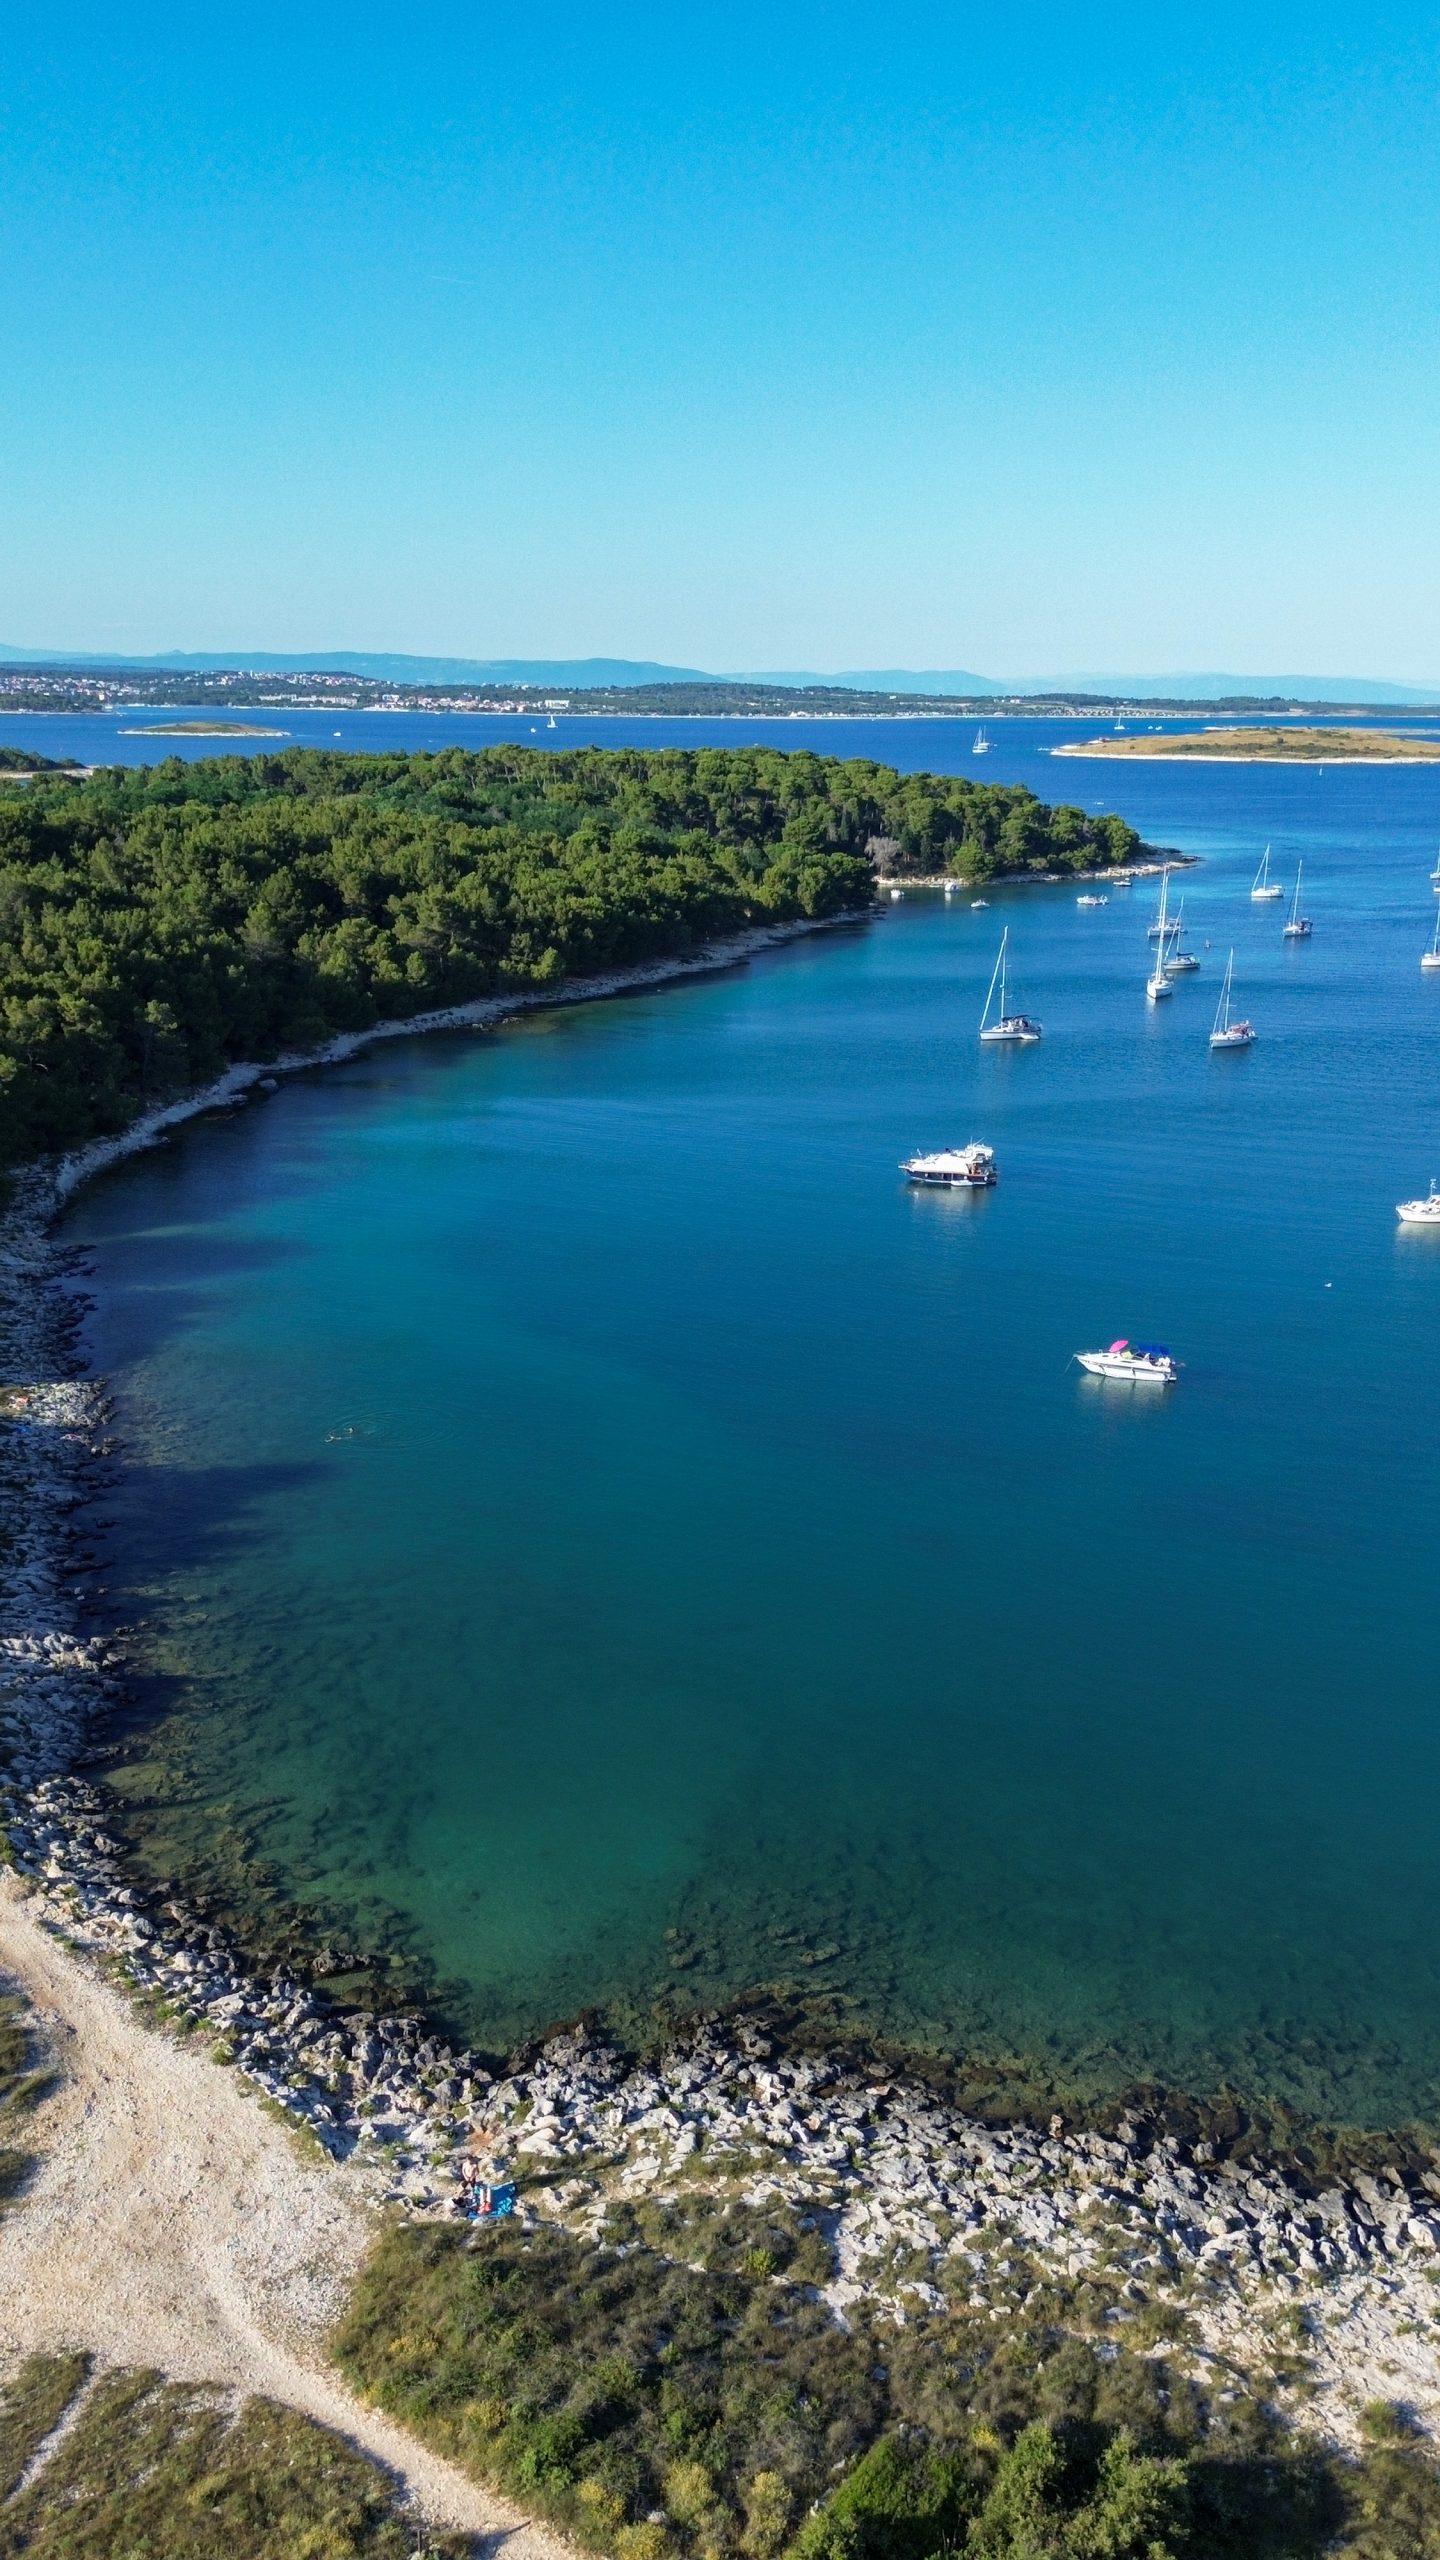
(0, 746, 1142, 1170)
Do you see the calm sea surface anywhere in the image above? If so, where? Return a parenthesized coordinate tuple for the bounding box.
(33, 710, 1440, 2126)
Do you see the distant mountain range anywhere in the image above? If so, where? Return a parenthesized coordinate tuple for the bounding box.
(1, 645, 1436, 705)
(755, 668, 1440, 704)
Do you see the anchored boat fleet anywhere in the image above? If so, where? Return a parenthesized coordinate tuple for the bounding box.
(897, 840, 1440, 1368)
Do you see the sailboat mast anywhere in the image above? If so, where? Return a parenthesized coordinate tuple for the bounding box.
(981, 929, 1006, 1032)
(1214, 950, 1232, 1035)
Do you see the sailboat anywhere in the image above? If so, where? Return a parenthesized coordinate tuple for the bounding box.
(1162, 896, 1200, 972)
(972, 727, 990, 756)
(1430, 848, 1440, 892)
(1209, 950, 1255, 1048)
(1146, 870, 1174, 1001)
(979, 928, 1042, 1042)
(1422, 909, 1440, 972)
(547, 713, 557, 730)
(1282, 863, 1313, 938)
(1251, 844, 1284, 901)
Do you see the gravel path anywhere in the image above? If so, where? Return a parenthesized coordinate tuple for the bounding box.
(0, 1875, 568, 2555)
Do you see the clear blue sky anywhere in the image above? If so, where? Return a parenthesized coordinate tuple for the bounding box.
(4, 1, 1439, 676)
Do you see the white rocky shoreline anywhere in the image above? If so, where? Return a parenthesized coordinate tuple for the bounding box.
(4, 919, 1440, 2459)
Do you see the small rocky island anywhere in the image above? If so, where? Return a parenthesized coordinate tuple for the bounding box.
(1056, 724, 1440, 762)
(117, 719, 289, 737)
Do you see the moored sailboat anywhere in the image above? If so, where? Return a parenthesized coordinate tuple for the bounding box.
(979, 928, 1042, 1043)
(1146, 869, 1174, 1001)
(1423, 909, 1440, 972)
(1283, 863, 1312, 938)
(1162, 896, 1200, 972)
(1209, 949, 1255, 1048)
(1251, 844, 1284, 901)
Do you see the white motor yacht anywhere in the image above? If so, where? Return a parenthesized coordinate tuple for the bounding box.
(1076, 893, 1108, 907)
(979, 928, 1042, 1042)
(900, 1143, 997, 1189)
(1397, 1182, 1440, 1225)
(1075, 1340, 1179, 1384)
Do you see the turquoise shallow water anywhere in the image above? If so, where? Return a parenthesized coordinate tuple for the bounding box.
(54, 717, 1440, 2125)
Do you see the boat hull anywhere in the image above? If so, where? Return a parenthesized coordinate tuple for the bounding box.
(1076, 1353, 1176, 1383)
(1210, 1028, 1255, 1048)
(1397, 1201, 1440, 1224)
(979, 1022, 1041, 1043)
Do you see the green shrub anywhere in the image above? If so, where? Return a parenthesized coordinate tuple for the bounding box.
(0, 2360, 467, 2556)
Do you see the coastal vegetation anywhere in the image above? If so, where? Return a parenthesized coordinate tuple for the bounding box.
(0, 2353, 465, 2555)
(0, 745, 1142, 1170)
(1056, 725, 1440, 761)
(337, 2217, 1440, 2560)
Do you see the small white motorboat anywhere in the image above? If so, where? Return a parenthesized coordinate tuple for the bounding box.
(889, 886, 905, 901)
(1397, 1182, 1440, 1225)
(1075, 1339, 1179, 1384)
(1076, 893, 1108, 908)
(900, 1143, 997, 1189)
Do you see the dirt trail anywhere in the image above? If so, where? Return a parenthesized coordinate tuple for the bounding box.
(0, 1875, 569, 2554)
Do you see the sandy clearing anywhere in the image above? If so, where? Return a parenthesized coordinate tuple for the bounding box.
(0, 1875, 570, 2555)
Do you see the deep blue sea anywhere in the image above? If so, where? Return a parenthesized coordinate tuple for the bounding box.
(27, 707, 1440, 2126)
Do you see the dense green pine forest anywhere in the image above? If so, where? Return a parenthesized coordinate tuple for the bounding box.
(0, 746, 1142, 1168)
